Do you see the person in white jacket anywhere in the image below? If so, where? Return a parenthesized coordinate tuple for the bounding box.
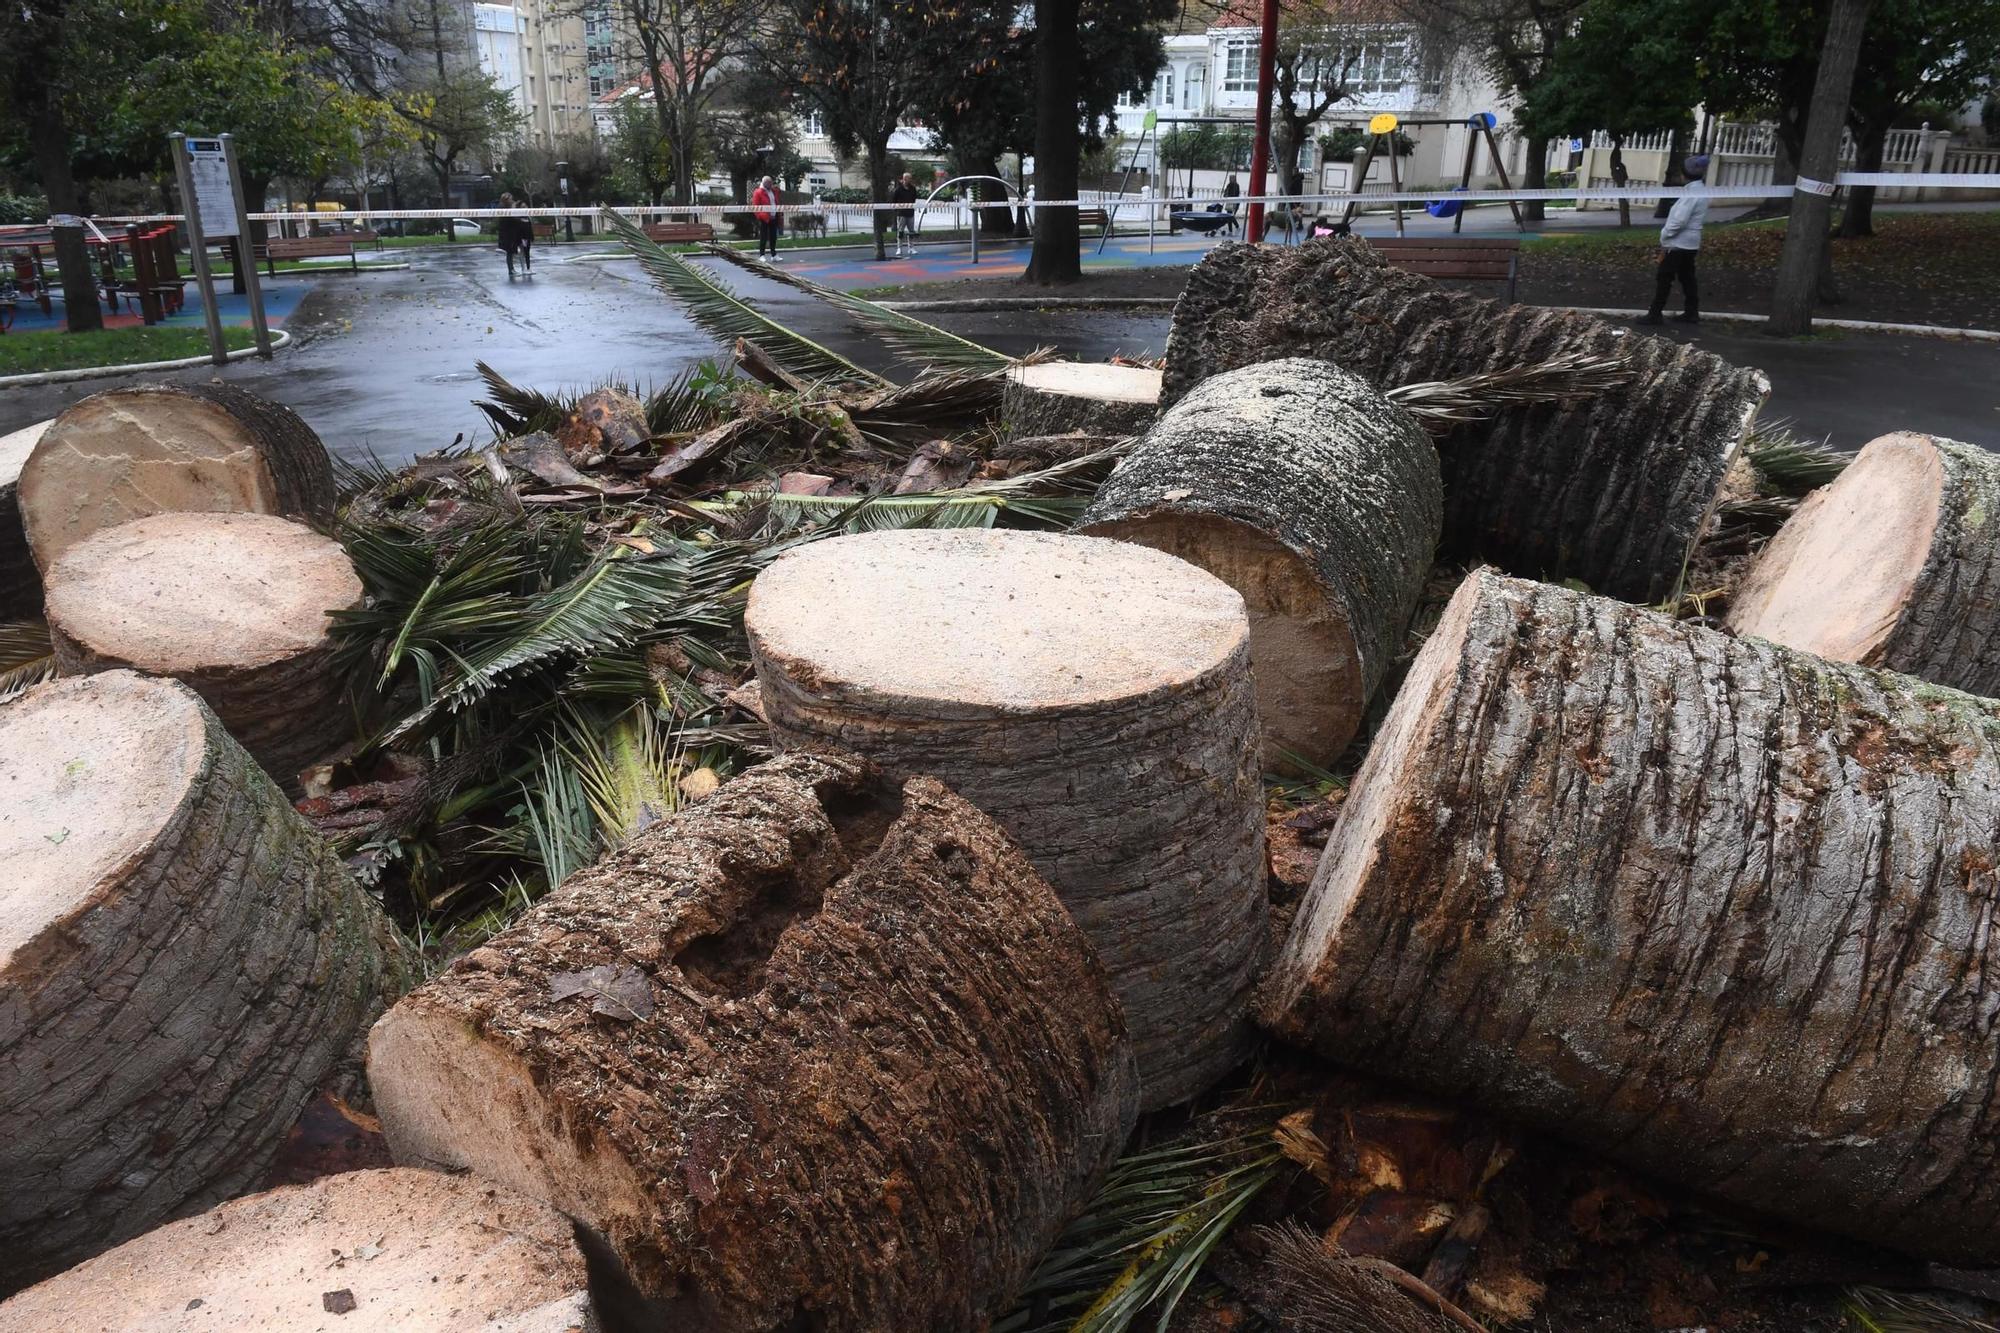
(1639, 154, 1709, 325)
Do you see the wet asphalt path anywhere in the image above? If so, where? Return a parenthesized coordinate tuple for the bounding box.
(1, 245, 1993, 461)
(0, 247, 1168, 466)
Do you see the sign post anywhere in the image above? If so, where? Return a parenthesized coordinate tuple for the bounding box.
(220, 135, 272, 358)
(169, 134, 231, 366)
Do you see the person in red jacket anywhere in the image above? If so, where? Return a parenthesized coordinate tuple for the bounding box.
(752, 176, 781, 260)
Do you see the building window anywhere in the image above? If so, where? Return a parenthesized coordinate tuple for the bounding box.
(803, 110, 825, 138)
(1155, 69, 1173, 107)
(1346, 35, 1409, 95)
(1222, 37, 1258, 93)
(1184, 64, 1203, 110)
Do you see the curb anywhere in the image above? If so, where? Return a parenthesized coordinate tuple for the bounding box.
(0, 328, 294, 389)
(878, 297, 1179, 313)
(1565, 307, 2000, 343)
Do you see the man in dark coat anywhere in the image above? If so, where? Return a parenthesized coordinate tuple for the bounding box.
(495, 193, 533, 278)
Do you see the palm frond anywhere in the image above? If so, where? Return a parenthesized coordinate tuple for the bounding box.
(996, 1129, 1284, 1333)
(520, 744, 598, 889)
(1744, 422, 1849, 496)
(1842, 1287, 2000, 1333)
(692, 489, 1087, 535)
(706, 243, 1013, 372)
(1256, 1222, 1473, 1333)
(475, 360, 576, 436)
(1386, 350, 1635, 433)
(645, 362, 734, 436)
(0, 619, 55, 702)
(561, 702, 679, 845)
(600, 210, 884, 390)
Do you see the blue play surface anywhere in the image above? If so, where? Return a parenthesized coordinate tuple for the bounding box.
(8, 274, 311, 335)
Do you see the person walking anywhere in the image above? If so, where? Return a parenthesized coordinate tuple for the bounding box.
(494, 194, 533, 278)
(1640, 154, 1709, 325)
(1222, 174, 1241, 236)
(752, 176, 782, 260)
(889, 172, 920, 258)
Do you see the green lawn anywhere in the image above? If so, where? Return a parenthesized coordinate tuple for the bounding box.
(0, 325, 257, 375)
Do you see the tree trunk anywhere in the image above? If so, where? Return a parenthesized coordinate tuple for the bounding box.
(1519, 134, 1548, 222)
(1610, 137, 1630, 229)
(0, 418, 50, 618)
(747, 529, 1267, 1110)
(1162, 239, 1772, 602)
(1024, 0, 1082, 285)
(1838, 122, 1887, 237)
(1728, 431, 2000, 695)
(0, 1169, 598, 1327)
(44, 513, 364, 787)
(51, 224, 102, 334)
(1080, 359, 1441, 770)
(1001, 361, 1160, 436)
(868, 135, 891, 262)
(0, 671, 414, 1293)
(27, 98, 80, 217)
(1653, 124, 1687, 220)
(1770, 0, 1874, 335)
(18, 383, 334, 571)
(1261, 568, 2000, 1266)
(368, 750, 1139, 1329)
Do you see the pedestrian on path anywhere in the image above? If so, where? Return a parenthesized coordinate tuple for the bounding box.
(495, 194, 533, 278)
(890, 173, 920, 257)
(1640, 154, 1709, 325)
(752, 177, 782, 260)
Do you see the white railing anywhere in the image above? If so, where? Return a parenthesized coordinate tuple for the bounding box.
(1590, 128, 1674, 152)
(1946, 147, 2000, 175)
(1711, 121, 1774, 156)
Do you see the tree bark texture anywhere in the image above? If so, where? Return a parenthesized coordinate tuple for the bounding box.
(1024, 0, 1082, 285)
(1080, 358, 1441, 769)
(1261, 569, 2000, 1265)
(1002, 362, 1162, 438)
(368, 750, 1139, 1330)
(0, 671, 414, 1293)
(0, 419, 49, 618)
(50, 226, 101, 335)
(0, 1168, 602, 1331)
(1162, 238, 1771, 602)
(43, 513, 364, 787)
(1728, 432, 2000, 697)
(747, 529, 1267, 1109)
(1838, 124, 1888, 237)
(1768, 0, 1874, 335)
(19, 383, 335, 571)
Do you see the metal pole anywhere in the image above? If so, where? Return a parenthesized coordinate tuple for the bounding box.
(1246, 0, 1279, 241)
(169, 133, 231, 367)
(222, 135, 273, 359)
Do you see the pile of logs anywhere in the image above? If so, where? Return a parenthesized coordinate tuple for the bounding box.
(10, 241, 2000, 1328)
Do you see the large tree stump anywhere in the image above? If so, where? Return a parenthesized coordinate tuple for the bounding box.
(368, 751, 1138, 1331)
(1260, 569, 2000, 1265)
(1161, 238, 1771, 601)
(1003, 361, 1162, 437)
(1080, 358, 1441, 768)
(0, 418, 48, 618)
(1728, 431, 2000, 696)
(0, 1169, 601, 1330)
(0, 671, 414, 1292)
(747, 529, 1266, 1109)
(18, 383, 334, 571)
(43, 512, 363, 785)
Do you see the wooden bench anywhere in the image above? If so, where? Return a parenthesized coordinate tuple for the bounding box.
(1369, 236, 1521, 304)
(352, 227, 381, 249)
(1077, 207, 1111, 237)
(260, 234, 358, 275)
(532, 221, 556, 241)
(643, 221, 716, 245)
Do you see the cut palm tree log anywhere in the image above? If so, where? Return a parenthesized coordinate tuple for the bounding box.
(0, 671, 414, 1293)
(1163, 238, 1771, 601)
(0, 1169, 600, 1331)
(747, 529, 1266, 1109)
(17, 383, 335, 571)
(1260, 568, 2000, 1266)
(0, 418, 49, 617)
(43, 512, 364, 785)
(368, 750, 1137, 1331)
(1080, 359, 1441, 768)
(1727, 431, 2000, 695)
(1002, 361, 1163, 437)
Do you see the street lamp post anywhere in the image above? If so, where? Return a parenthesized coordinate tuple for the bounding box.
(558, 160, 574, 241)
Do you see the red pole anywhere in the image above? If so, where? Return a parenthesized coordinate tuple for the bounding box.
(1245, 0, 1280, 241)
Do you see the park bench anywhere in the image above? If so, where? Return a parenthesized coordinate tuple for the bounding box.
(259, 234, 358, 275)
(352, 227, 381, 248)
(1369, 236, 1520, 305)
(643, 221, 716, 245)
(1076, 207, 1112, 237)
(532, 221, 556, 241)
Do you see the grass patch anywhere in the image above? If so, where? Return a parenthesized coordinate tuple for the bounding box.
(0, 324, 257, 375)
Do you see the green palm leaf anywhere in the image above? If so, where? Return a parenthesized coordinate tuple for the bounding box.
(0, 620, 55, 702)
(475, 360, 575, 436)
(705, 244, 1012, 373)
(600, 210, 883, 389)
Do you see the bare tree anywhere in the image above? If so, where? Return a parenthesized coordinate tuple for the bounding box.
(600, 0, 759, 206)
(1267, 1, 1393, 198)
